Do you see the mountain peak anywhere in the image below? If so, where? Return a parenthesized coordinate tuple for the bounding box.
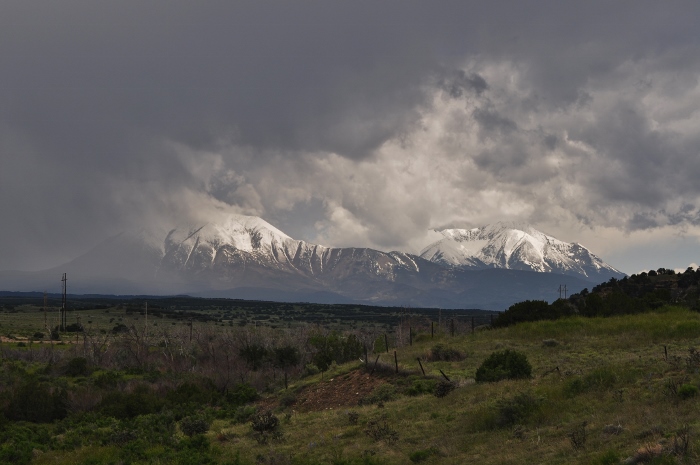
(422, 222, 623, 282)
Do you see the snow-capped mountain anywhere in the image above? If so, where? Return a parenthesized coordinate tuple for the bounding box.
(420, 221, 624, 282)
(156, 215, 423, 285)
(0, 215, 621, 309)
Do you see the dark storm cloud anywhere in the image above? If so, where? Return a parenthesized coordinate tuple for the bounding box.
(438, 69, 488, 98)
(2, 1, 700, 272)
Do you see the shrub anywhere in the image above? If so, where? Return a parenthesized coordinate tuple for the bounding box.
(5, 378, 67, 423)
(304, 363, 321, 376)
(405, 378, 437, 396)
(364, 416, 398, 444)
(251, 410, 279, 434)
(427, 344, 463, 362)
(308, 332, 364, 372)
(226, 383, 258, 406)
(361, 384, 396, 405)
(167, 382, 216, 406)
(250, 410, 279, 444)
(493, 300, 567, 327)
(64, 357, 90, 377)
(593, 450, 621, 465)
(563, 367, 618, 397)
(98, 388, 165, 419)
(347, 411, 359, 425)
(239, 344, 268, 371)
(231, 405, 257, 424)
(495, 392, 542, 427)
(584, 367, 617, 389)
(563, 377, 586, 398)
(409, 447, 439, 463)
(180, 415, 211, 437)
(475, 350, 532, 383)
(93, 370, 122, 388)
(568, 421, 587, 450)
(279, 391, 296, 408)
(678, 384, 699, 399)
(434, 380, 456, 398)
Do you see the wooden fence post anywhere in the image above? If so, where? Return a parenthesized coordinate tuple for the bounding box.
(417, 357, 426, 377)
(370, 355, 381, 376)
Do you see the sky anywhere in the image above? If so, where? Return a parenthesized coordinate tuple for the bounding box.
(1, 1, 700, 275)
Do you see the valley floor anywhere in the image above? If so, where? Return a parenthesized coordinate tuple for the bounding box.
(11, 306, 698, 464)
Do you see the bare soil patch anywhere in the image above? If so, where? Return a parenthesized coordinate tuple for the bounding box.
(261, 369, 392, 412)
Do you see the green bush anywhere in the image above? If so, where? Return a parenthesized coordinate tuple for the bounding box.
(494, 392, 542, 427)
(475, 350, 532, 383)
(5, 377, 67, 423)
(678, 383, 699, 399)
(180, 415, 211, 437)
(361, 383, 397, 405)
(409, 447, 439, 463)
(230, 405, 257, 424)
(166, 382, 216, 406)
(226, 383, 258, 406)
(594, 450, 621, 465)
(563, 367, 618, 397)
(493, 300, 569, 327)
(98, 388, 165, 419)
(434, 380, 456, 398)
(64, 357, 90, 377)
(405, 378, 437, 396)
(427, 344, 463, 362)
(563, 377, 586, 398)
(93, 370, 122, 388)
(308, 332, 364, 372)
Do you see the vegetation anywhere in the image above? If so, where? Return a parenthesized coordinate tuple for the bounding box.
(1, 268, 700, 463)
(474, 349, 532, 382)
(494, 266, 700, 327)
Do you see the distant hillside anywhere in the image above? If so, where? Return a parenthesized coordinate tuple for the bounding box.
(494, 266, 700, 327)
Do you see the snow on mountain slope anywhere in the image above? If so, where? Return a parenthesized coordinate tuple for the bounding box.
(420, 221, 624, 282)
(157, 214, 423, 285)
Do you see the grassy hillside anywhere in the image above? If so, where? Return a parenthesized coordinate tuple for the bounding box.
(8, 305, 697, 464)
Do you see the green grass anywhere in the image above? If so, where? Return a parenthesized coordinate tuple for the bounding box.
(6, 305, 700, 464)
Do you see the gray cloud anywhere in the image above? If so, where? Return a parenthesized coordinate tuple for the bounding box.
(2, 1, 700, 273)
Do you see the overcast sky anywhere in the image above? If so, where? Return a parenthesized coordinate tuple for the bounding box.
(2, 1, 700, 274)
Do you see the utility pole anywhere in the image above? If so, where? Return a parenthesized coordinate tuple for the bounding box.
(61, 273, 67, 331)
(43, 291, 48, 334)
(558, 284, 568, 299)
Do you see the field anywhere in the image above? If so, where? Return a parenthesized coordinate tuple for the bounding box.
(0, 293, 496, 338)
(0, 296, 699, 464)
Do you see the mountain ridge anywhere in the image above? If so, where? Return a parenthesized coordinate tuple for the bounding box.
(420, 221, 623, 282)
(0, 214, 622, 309)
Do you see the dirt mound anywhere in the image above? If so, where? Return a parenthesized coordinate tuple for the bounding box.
(262, 369, 390, 412)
